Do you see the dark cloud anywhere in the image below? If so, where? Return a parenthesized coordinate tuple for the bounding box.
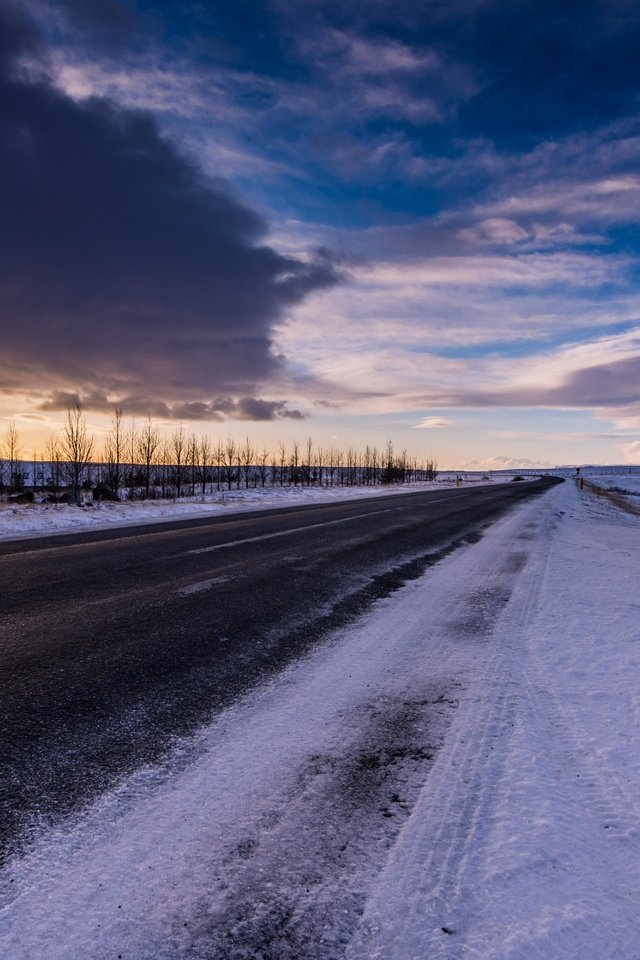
(38, 389, 306, 421)
(0, 3, 341, 419)
(169, 396, 307, 421)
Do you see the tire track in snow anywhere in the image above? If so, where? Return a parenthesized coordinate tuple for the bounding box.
(346, 491, 559, 960)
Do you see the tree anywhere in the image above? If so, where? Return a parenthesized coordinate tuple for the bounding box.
(424, 458, 438, 481)
(61, 404, 94, 502)
(214, 438, 224, 491)
(45, 435, 63, 495)
(303, 437, 313, 486)
(381, 439, 395, 484)
(239, 436, 254, 489)
(315, 446, 326, 486)
(127, 418, 138, 500)
(170, 426, 186, 498)
(278, 442, 287, 486)
(371, 446, 380, 485)
(138, 415, 160, 499)
(257, 446, 270, 487)
(223, 436, 236, 490)
(188, 432, 199, 496)
(104, 407, 125, 499)
(2, 421, 22, 490)
(289, 440, 300, 486)
(327, 447, 336, 487)
(199, 435, 212, 496)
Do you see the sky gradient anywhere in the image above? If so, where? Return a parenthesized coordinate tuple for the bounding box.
(2, 0, 640, 467)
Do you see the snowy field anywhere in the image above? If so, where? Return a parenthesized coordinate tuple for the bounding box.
(0, 473, 519, 541)
(1, 476, 639, 958)
(585, 473, 640, 507)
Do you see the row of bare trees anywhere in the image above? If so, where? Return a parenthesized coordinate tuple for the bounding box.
(2, 406, 438, 502)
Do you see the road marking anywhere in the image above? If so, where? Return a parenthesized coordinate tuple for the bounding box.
(186, 507, 398, 554)
(185, 495, 472, 556)
(177, 576, 230, 596)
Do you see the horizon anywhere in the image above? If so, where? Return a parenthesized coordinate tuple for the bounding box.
(1, 1, 639, 468)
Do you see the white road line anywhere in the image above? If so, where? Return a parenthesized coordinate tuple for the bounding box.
(185, 494, 471, 556)
(177, 576, 230, 597)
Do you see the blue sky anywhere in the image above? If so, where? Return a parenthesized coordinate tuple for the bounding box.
(1, 0, 640, 466)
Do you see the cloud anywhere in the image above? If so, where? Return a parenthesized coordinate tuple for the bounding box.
(460, 455, 553, 471)
(0, 5, 341, 420)
(457, 218, 529, 246)
(37, 390, 306, 421)
(622, 440, 640, 464)
(414, 417, 452, 428)
(474, 175, 640, 228)
(360, 251, 628, 291)
(427, 356, 640, 410)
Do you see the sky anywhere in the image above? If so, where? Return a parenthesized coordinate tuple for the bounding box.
(1, 0, 640, 468)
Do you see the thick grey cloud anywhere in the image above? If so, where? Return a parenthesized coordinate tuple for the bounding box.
(0, 3, 340, 419)
(38, 390, 306, 421)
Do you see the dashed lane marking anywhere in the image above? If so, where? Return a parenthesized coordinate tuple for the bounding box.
(185, 496, 471, 556)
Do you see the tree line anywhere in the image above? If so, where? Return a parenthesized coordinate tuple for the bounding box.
(1, 405, 438, 503)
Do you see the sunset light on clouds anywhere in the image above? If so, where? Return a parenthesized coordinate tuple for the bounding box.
(1, 0, 640, 467)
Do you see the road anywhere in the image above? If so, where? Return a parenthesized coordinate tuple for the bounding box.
(0, 478, 558, 857)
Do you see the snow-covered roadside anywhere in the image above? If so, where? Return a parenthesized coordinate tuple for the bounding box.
(349, 479, 640, 959)
(1, 479, 638, 959)
(0, 474, 518, 541)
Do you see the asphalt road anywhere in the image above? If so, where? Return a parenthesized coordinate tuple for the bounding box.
(0, 478, 559, 857)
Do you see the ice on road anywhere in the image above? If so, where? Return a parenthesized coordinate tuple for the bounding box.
(1, 479, 639, 959)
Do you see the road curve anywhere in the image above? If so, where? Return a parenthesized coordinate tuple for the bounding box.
(0, 478, 560, 855)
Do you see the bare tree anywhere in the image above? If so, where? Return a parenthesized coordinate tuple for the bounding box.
(290, 440, 300, 486)
(278, 442, 287, 486)
(303, 437, 313, 486)
(61, 404, 94, 502)
(199, 435, 212, 496)
(381, 439, 394, 484)
(214, 438, 224, 491)
(170, 426, 186, 498)
(239, 436, 254, 489)
(188, 432, 199, 496)
(315, 446, 326, 486)
(223, 436, 236, 490)
(371, 446, 380, 486)
(327, 447, 336, 487)
(346, 447, 357, 486)
(104, 407, 125, 499)
(138, 415, 160, 499)
(45, 435, 63, 496)
(399, 448, 408, 484)
(159, 440, 171, 498)
(126, 419, 138, 500)
(425, 458, 438, 481)
(2, 421, 22, 490)
(257, 446, 270, 487)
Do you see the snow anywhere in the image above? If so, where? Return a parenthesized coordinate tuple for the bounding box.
(0, 473, 520, 541)
(349, 478, 640, 958)
(585, 473, 640, 507)
(1, 476, 639, 958)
